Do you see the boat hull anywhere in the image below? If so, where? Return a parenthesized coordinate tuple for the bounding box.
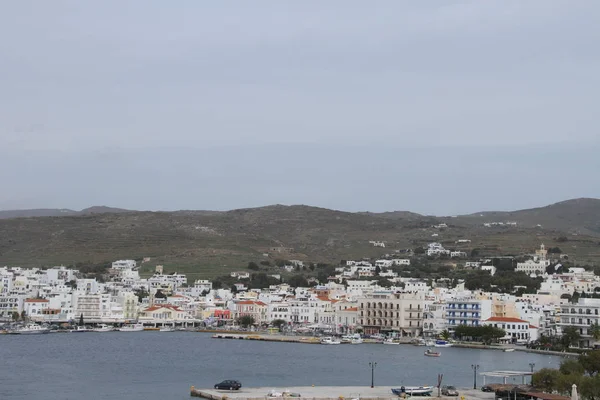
(391, 386, 434, 396)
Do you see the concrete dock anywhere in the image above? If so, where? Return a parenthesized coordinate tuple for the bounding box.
(190, 386, 495, 400)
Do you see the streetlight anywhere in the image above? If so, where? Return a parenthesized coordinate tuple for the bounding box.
(369, 361, 377, 388)
(529, 363, 535, 373)
(471, 364, 480, 389)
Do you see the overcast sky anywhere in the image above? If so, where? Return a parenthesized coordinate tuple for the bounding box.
(1, 1, 599, 215)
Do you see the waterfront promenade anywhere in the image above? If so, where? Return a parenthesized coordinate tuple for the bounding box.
(191, 386, 494, 400)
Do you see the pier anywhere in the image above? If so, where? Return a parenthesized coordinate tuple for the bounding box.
(190, 386, 494, 400)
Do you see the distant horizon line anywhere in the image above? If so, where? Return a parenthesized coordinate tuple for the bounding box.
(1, 197, 598, 218)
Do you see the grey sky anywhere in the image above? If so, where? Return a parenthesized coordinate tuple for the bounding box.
(1, 1, 599, 215)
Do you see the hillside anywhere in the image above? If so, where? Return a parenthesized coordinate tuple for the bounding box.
(0, 199, 599, 280)
(449, 198, 600, 236)
(0, 206, 131, 219)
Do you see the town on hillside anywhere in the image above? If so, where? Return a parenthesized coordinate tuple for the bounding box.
(1, 243, 598, 349)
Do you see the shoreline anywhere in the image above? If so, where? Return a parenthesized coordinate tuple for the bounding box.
(209, 333, 578, 356)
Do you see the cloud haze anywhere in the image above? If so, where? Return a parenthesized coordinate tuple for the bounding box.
(0, 1, 598, 214)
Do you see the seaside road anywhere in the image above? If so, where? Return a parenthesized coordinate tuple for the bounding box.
(191, 386, 496, 400)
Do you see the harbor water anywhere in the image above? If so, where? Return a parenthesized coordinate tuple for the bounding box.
(0, 332, 561, 400)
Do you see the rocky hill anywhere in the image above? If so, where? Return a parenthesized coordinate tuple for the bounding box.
(0, 199, 599, 278)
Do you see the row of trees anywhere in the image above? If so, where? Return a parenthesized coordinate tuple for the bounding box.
(533, 351, 600, 400)
(453, 325, 506, 344)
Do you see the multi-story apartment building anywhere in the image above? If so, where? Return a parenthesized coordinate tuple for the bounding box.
(483, 316, 534, 344)
(423, 301, 447, 337)
(557, 298, 600, 348)
(358, 291, 425, 337)
(445, 296, 492, 330)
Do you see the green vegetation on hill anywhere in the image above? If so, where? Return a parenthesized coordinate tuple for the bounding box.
(0, 199, 599, 278)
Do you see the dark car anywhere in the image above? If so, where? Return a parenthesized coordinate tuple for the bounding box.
(214, 380, 242, 390)
(481, 385, 494, 392)
(441, 386, 459, 396)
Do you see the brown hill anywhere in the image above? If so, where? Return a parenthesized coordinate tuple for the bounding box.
(0, 199, 599, 279)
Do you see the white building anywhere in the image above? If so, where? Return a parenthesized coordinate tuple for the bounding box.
(483, 316, 532, 344)
(112, 260, 137, 270)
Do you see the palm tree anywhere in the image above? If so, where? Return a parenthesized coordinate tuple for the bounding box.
(440, 329, 450, 340)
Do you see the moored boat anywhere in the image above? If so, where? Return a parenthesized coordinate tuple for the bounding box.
(12, 323, 50, 335)
(70, 326, 92, 333)
(434, 339, 452, 348)
(159, 326, 175, 332)
(383, 338, 399, 345)
(93, 324, 114, 332)
(320, 336, 341, 345)
(412, 338, 426, 346)
(504, 348, 515, 352)
(119, 323, 145, 332)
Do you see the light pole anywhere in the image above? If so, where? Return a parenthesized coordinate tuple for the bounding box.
(529, 363, 535, 373)
(471, 364, 480, 389)
(369, 361, 377, 388)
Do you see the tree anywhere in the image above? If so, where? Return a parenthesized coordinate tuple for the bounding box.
(11, 311, 19, 322)
(590, 322, 600, 341)
(470, 248, 480, 257)
(375, 265, 381, 275)
(560, 359, 585, 376)
(247, 262, 260, 271)
(79, 313, 84, 326)
(212, 279, 223, 289)
(562, 326, 582, 348)
(260, 260, 271, 267)
(271, 319, 286, 330)
(579, 350, 600, 376)
(287, 275, 309, 288)
(20, 310, 27, 322)
(532, 368, 562, 393)
(238, 315, 255, 328)
(440, 330, 450, 340)
(413, 246, 425, 255)
(154, 289, 167, 299)
(308, 264, 315, 271)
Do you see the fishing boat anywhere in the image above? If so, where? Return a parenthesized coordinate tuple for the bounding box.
(434, 339, 452, 348)
(11, 323, 50, 335)
(383, 338, 399, 345)
(424, 348, 441, 357)
(119, 323, 145, 332)
(93, 324, 114, 332)
(320, 336, 341, 345)
(391, 386, 434, 396)
(70, 326, 92, 333)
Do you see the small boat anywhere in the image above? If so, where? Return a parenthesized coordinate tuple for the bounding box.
(424, 349, 441, 357)
(425, 340, 435, 347)
(412, 338, 426, 346)
(434, 339, 452, 348)
(504, 348, 515, 352)
(391, 386, 434, 396)
(351, 338, 363, 344)
(11, 323, 50, 335)
(160, 326, 176, 332)
(93, 324, 114, 332)
(320, 336, 341, 345)
(267, 389, 302, 398)
(70, 326, 92, 333)
(119, 323, 145, 332)
(383, 338, 399, 345)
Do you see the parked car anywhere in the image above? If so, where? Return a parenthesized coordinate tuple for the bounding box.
(481, 385, 494, 392)
(441, 385, 459, 396)
(214, 380, 242, 390)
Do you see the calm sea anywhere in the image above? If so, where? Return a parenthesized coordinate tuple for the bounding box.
(0, 332, 561, 399)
